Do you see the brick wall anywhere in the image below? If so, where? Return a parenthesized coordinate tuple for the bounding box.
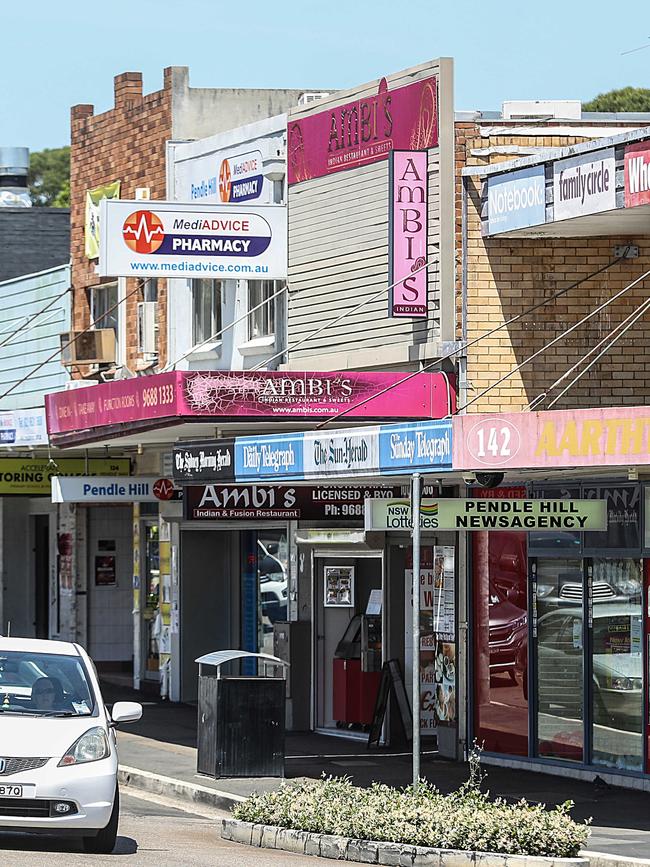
(456, 123, 649, 414)
(70, 69, 172, 371)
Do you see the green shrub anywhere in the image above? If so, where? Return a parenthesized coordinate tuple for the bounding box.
(234, 770, 590, 857)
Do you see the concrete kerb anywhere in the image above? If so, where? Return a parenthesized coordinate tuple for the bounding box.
(118, 765, 245, 812)
(220, 817, 594, 866)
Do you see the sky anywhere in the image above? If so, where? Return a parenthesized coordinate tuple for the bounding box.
(4, 0, 650, 152)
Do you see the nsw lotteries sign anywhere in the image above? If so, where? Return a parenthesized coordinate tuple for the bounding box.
(99, 200, 287, 280)
(365, 498, 607, 531)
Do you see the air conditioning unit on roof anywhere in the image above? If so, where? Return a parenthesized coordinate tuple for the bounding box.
(60, 329, 116, 366)
(298, 92, 331, 106)
(502, 100, 581, 120)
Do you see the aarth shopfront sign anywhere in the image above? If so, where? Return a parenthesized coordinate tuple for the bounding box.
(287, 75, 438, 185)
(454, 405, 650, 471)
(46, 370, 456, 442)
(389, 151, 428, 318)
(185, 483, 402, 521)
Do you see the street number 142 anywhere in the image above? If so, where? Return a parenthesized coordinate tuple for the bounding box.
(476, 426, 511, 458)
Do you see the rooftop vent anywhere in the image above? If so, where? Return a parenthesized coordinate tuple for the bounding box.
(502, 100, 581, 121)
(0, 147, 31, 207)
(298, 92, 331, 106)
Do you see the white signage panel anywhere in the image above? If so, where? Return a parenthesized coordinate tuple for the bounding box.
(302, 428, 380, 478)
(177, 149, 267, 205)
(99, 200, 287, 280)
(52, 476, 174, 503)
(0, 408, 48, 447)
(553, 148, 616, 221)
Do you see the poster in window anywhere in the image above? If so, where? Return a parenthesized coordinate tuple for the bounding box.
(324, 565, 355, 607)
(95, 555, 116, 586)
(584, 485, 640, 551)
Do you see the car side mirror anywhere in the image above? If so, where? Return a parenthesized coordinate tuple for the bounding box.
(110, 701, 143, 726)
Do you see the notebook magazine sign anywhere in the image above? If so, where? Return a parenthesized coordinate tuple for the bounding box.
(389, 150, 428, 318)
(99, 199, 287, 280)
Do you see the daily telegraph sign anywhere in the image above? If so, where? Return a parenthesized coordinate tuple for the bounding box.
(389, 151, 428, 318)
(99, 200, 287, 280)
(365, 498, 607, 531)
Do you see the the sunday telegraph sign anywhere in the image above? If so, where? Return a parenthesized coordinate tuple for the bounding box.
(288, 75, 438, 185)
(389, 151, 428, 317)
(453, 405, 650, 472)
(365, 498, 607, 532)
(45, 371, 455, 441)
(99, 199, 287, 280)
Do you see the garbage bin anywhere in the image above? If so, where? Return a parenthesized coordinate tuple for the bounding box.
(195, 650, 289, 778)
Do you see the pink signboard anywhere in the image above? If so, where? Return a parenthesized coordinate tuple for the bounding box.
(454, 405, 650, 471)
(46, 370, 456, 441)
(389, 150, 427, 317)
(624, 140, 650, 207)
(287, 75, 438, 185)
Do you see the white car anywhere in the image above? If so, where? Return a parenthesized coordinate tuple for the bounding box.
(0, 635, 142, 853)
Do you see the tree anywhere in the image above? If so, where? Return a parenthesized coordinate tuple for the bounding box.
(583, 87, 650, 113)
(28, 146, 70, 207)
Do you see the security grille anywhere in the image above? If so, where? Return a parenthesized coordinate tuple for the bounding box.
(0, 757, 49, 776)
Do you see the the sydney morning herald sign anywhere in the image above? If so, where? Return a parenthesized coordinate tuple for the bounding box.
(99, 200, 287, 280)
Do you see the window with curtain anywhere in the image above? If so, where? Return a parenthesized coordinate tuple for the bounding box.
(192, 279, 222, 346)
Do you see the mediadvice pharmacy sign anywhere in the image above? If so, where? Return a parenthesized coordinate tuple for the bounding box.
(99, 200, 287, 280)
(365, 498, 607, 531)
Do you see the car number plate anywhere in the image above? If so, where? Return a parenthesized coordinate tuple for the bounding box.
(0, 785, 35, 798)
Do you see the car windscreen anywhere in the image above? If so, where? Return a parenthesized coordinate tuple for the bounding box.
(0, 650, 95, 716)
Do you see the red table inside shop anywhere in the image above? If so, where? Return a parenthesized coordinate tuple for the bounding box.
(333, 658, 381, 725)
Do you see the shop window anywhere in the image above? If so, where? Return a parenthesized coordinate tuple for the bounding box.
(590, 558, 643, 772)
(248, 280, 278, 340)
(89, 282, 118, 333)
(536, 558, 584, 762)
(257, 531, 288, 656)
(473, 530, 529, 756)
(584, 485, 641, 553)
(192, 279, 222, 346)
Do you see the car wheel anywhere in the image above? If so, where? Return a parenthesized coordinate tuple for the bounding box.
(83, 784, 119, 854)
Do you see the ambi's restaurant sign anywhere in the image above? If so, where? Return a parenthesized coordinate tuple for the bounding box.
(99, 200, 287, 280)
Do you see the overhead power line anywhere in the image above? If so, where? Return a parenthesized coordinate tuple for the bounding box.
(0, 284, 71, 351)
(315, 254, 627, 429)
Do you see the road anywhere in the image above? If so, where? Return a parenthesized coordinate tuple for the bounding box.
(0, 789, 334, 866)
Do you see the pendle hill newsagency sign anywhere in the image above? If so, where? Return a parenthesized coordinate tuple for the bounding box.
(99, 200, 287, 280)
(365, 498, 607, 531)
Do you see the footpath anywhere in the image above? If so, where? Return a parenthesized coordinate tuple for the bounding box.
(104, 683, 650, 863)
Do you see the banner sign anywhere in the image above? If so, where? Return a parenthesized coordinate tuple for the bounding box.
(365, 498, 607, 532)
(389, 150, 428, 317)
(0, 408, 48, 447)
(85, 180, 121, 259)
(185, 483, 403, 521)
(553, 148, 616, 221)
(179, 149, 266, 205)
(52, 475, 176, 504)
(0, 458, 129, 497)
(624, 140, 650, 208)
(453, 405, 650, 472)
(288, 75, 438, 185)
(485, 166, 546, 235)
(235, 433, 304, 480)
(45, 370, 455, 440)
(99, 199, 287, 280)
(173, 439, 235, 482)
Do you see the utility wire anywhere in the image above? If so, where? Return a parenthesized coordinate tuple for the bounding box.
(546, 296, 650, 409)
(457, 266, 650, 414)
(315, 254, 626, 429)
(0, 283, 142, 405)
(528, 295, 650, 410)
(252, 257, 437, 373)
(456, 270, 650, 412)
(0, 284, 71, 350)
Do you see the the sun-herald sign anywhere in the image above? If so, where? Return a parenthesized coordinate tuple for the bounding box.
(389, 151, 428, 317)
(98, 200, 287, 280)
(365, 498, 607, 532)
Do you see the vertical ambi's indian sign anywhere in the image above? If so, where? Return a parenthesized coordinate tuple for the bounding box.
(99, 200, 287, 280)
(389, 151, 428, 317)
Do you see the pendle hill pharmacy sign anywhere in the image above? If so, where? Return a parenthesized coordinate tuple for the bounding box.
(365, 498, 607, 531)
(99, 200, 287, 280)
